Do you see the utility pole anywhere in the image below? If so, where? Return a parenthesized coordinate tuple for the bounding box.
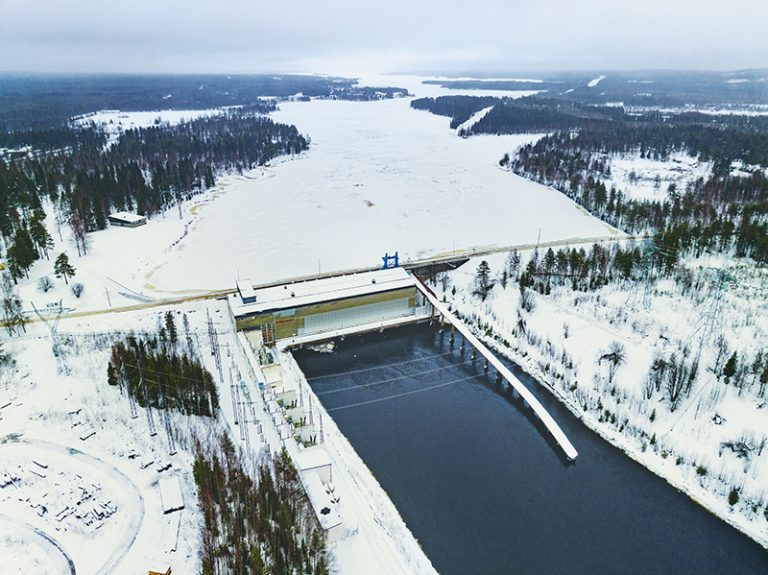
(229, 366, 239, 427)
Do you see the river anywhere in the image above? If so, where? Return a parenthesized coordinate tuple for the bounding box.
(293, 324, 768, 575)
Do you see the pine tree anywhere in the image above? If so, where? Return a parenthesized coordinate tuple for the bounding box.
(475, 260, 493, 301)
(7, 228, 38, 280)
(165, 311, 178, 345)
(28, 210, 54, 259)
(54, 252, 76, 284)
(723, 351, 738, 384)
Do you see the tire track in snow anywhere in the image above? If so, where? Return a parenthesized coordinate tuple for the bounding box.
(0, 514, 76, 575)
(1, 437, 145, 575)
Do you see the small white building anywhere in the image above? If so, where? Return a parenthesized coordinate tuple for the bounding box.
(158, 476, 184, 514)
(108, 211, 147, 228)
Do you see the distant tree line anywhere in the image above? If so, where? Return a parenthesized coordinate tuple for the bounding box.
(509, 124, 768, 264)
(0, 74, 409, 131)
(422, 70, 768, 108)
(411, 96, 500, 129)
(194, 437, 329, 575)
(411, 96, 626, 134)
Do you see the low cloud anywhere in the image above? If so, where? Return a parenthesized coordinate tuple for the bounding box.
(1, 0, 766, 73)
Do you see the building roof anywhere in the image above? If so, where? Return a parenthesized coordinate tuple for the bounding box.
(158, 476, 184, 514)
(232, 267, 414, 316)
(108, 211, 146, 223)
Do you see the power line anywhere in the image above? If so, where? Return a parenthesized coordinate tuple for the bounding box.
(307, 349, 458, 381)
(327, 373, 484, 413)
(317, 358, 477, 396)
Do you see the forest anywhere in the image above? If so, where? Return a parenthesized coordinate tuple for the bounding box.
(0, 73, 408, 131)
(422, 69, 768, 107)
(412, 94, 768, 266)
(410, 95, 500, 128)
(107, 313, 219, 417)
(508, 124, 768, 264)
(194, 437, 329, 575)
(0, 106, 308, 280)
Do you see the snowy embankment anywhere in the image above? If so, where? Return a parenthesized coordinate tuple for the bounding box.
(440, 250, 768, 549)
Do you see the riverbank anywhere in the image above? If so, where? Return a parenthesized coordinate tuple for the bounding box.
(294, 324, 768, 574)
(442, 251, 768, 551)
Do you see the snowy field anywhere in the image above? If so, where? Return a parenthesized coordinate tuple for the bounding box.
(72, 109, 227, 145)
(441, 250, 768, 548)
(0, 304, 226, 574)
(601, 151, 712, 201)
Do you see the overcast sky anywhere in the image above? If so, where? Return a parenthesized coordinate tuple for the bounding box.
(1, 0, 766, 74)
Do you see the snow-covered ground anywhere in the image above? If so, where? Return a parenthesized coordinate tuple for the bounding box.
(1, 294, 440, 574)
(133, 96, 611, 294)
(72, 109, 227, 145)
(440, 249, 768, 548)
(455, 105, 494, 134)
(588, 75, 606, 88)
(0, 304, 226, 574)
(601, 150, 712, 201)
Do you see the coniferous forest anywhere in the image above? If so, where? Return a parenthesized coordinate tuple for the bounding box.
(508, 125, 768, 265)
(0, 107, 308, 279)
(194, 438, 330, 575)
(108, 323, 219, 417)
(413, 95, 768, 265)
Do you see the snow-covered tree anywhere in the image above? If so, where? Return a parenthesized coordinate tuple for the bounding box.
(600, 341, 626, 383)
(474, 260, 493, 301)
(1, 273, 26, 335)
(71, 282, 84, 298)
(37, 275, 53, 293)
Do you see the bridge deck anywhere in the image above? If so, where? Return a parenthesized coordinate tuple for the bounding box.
(414, 281, 579, 460)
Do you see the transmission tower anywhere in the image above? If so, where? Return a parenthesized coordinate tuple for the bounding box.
(31, 301, 70, 375)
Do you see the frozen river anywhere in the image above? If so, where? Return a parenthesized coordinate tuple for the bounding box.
(133, 79, 614, 292)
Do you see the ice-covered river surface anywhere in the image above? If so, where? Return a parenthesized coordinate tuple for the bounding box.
(294, 325, 768, 575)
(145, 90, 613, 291)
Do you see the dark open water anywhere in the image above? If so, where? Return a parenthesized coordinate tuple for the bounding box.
(293, 325, 768, 575)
